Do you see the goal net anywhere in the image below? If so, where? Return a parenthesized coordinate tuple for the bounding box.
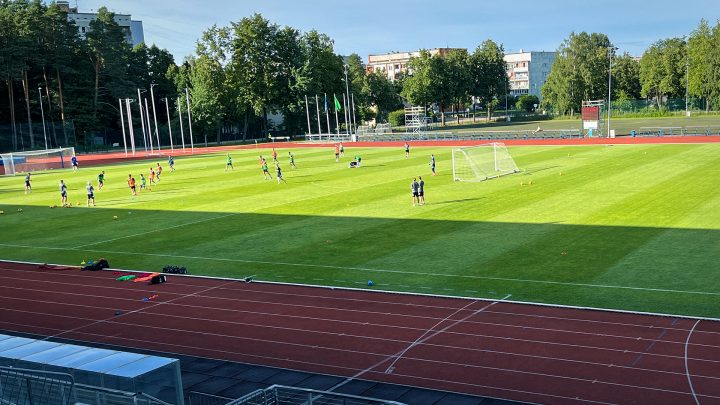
(452, 143, 520, 182)
(1, 147, 76, 176)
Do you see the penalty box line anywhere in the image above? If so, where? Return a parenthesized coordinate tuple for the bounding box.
(1, 243, 720, 298)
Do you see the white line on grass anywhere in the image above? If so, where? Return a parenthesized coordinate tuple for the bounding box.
(685, 319, 702, 405)
(1, 242, 719, 298)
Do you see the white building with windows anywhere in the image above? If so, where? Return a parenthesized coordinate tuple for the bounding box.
(57, 1, 145, 47)
(504, 50, 556, 100)
(367, 48, 463, 81)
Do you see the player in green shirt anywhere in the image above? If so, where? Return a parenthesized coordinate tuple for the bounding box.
(139, 173, 147, 191)
(97, 171, 105, 190)
(225, 154, 234, 172)
(288, 152, 296, 168)
(261, 160, 272, 180)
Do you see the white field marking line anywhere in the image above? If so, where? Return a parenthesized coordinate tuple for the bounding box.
(5, 282, 720, 360)
(328, 297, 503, 393)
(8, 267, 716, 339)
(685, 320, 702, 405)
(7, 308, 720, 399)
(3, 273, 720, 351)
(72, 212, 239, 249)
(42, 278, 240, 341)
(4, 243, 720, 298)
(5, 299, 719, 381)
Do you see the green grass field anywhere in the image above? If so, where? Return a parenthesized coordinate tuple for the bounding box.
(1, 143, 720, 318)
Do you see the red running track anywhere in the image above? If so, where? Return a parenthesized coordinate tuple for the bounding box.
(0, 262, 719, 405)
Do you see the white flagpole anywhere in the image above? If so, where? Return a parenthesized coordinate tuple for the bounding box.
(137, 90, 147, 153)
(343, 93, 350, 135)
(164, 98, 174, 152)
(177, 97, 185, 152)
(145, 98, 153, 154)
(119, 98, 127, 156)
(125, 99, 136, 156)
(334, 94, 340, 135)
(324, 93, 331, 135)
(305, 95, 312, 135)
(185, 88, 194, 153)
(315, 95, 321, 135)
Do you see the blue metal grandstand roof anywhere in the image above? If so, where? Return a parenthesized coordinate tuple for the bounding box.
(0, 333, 176, 378)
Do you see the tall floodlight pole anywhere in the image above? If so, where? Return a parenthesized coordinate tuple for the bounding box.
(315, 95, 321, 135)
(185, 88, 194, 153)
(125, 99, 136, 155)
(685, 58, 690, 116)
(162, 98, 174, 151)
(119, 98, 127, 156)
(150, 84, 160, 149)
(145, 98, 154, 153)
(38, 87, 48, 149)
(305, 95, 312, 135)
(351, 93, 357, 133)
(177, 97, 186, 152)
(137, 89, 148, 153)
(343, 64, 352, 134)
(607, 46, 617, 138)
(342, 93, 349, 135)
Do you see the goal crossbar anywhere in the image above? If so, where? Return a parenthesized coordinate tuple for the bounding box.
(1, 147, 75, 176)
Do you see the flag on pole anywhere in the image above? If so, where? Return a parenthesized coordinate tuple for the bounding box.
(324, 94, 329, 113)
(334, 94, 342, 111)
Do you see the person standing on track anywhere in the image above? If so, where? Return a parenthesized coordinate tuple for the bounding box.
(24, 173, 32, 194)
(59, 180, 68, 206)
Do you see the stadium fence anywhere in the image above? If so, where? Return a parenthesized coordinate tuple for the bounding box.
(226, 384, 406, 405)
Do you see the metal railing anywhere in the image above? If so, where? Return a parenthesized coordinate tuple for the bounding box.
(0, 366, 74, 405)
(636, 126, 720, 137)
(226, 384, 406, 405)
(187, 391, 233, 405)
(0, 366, 172, 405)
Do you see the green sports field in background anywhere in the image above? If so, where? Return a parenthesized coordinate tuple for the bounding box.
(1, 143, 719, 318)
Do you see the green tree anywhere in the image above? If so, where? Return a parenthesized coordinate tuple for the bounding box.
(688, 20, 714, 110)
(470, 40, 508, 120)
(402, 50, 435, 110)
(363, 71, 401, 121)
(516, 94, 539, 112)
(639, 38, 686, 106)
(542, 32, 613, 115)
(612, 53, 641, 99)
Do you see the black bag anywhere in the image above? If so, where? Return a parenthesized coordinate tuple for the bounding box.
(82, 258, 109, 271)
(162, 265, 187, 275)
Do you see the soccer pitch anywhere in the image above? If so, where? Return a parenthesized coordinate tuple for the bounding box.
(1, 143, 719, 318)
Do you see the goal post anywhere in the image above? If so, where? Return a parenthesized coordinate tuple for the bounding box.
(1, 147, 76, 176)
(452, 143, 520, 182)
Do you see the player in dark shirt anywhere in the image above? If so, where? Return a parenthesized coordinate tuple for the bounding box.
(86, 181, 96, 207)
(71, 155, 78, 172)
(276, 164, 287, 184)
(24, 173, 31, 194)
(59, 180, 68, 207)
(418, 176, 425, 205)
(411, 178, 419, 206)
(430, 154, 436, 176)
(97, 171, 105, 190)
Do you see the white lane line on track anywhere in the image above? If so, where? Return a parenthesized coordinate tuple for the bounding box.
(2, 243, 720, 297)
(685, 319, 702, 405)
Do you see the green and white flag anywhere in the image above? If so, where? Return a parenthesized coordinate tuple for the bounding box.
(334, 94, 342, 111)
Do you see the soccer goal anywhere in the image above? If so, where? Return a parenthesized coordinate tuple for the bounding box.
(452, 143, 520, 182)
(0, 147, 75, 176)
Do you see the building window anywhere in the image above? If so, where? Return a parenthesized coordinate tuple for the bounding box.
(81, 26, 86, 33)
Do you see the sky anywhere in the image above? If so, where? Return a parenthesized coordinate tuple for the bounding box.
(73, 0, 720, 62)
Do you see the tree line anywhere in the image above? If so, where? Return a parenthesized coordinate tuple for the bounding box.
(542, 20, 720, 115)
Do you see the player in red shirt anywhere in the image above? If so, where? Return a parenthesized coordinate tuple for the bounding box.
(127, 174, 137, 196)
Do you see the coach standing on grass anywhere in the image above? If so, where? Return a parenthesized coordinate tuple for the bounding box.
(411, 178, 419, 206)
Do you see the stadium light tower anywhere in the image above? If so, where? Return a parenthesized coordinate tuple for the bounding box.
(38, 87, 48, 149)
(607, 46, 618, 138)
